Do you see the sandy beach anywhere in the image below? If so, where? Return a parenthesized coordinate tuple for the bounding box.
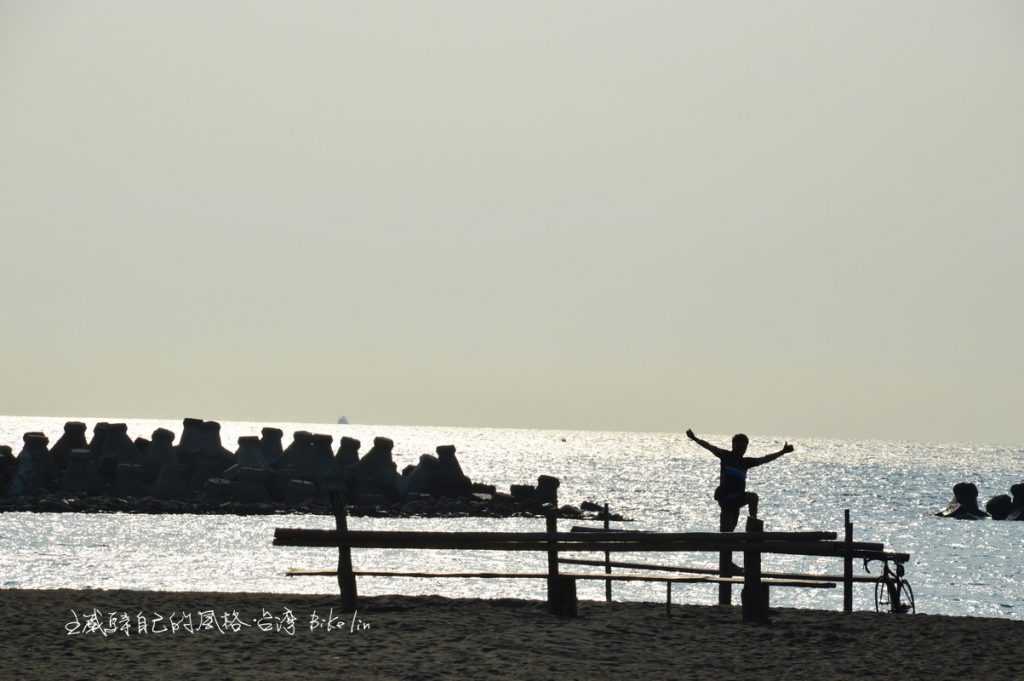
(2, 588, 1019, 681)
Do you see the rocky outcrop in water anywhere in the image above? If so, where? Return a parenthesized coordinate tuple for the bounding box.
(0, 418, 621, 520)
(259, 427, 284, 467)
(1012, 484, 1024, 520)
(936, 481, 1024, 521)
(7, 433, 52, 496)
(936, 482, 989, 519)
(141, 429, 175, 483)
(61, 449, 98, 495)
(154, 446, 190, 500)
(234, 436, 266, 470)
(986, 494, 1013, 520)
(337, 436, 360, 470)
(0, 445, 17, 495)
(87, 423, 109, 459)
(400, 445, 473, 499)
(49, 421, 87, 472)
(351, 437, 401, 503)
(0, 490, 626, 520)
(984, 483, 1024, 521)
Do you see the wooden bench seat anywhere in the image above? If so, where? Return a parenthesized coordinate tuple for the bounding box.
(288, 568, 708, 582)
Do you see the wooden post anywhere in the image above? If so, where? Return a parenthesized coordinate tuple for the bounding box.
(330, 491, 358, 611)
(718, 461, 732, 605)
(603, 502, 612, 603)
(742, 516, 768, 623)
(718, 546, 732, 605)
(545, 493, 560, 613)
(552, 575, 578, 617)
(843, 509, 853, 613)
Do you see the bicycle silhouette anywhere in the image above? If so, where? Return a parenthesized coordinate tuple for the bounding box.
(864, 557, 915, 614)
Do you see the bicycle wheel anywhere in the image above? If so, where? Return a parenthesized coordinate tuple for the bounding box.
(895, 580, 915, 614)
(874, 579, 890, 613)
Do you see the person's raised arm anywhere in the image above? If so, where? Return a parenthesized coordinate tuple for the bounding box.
(685, 428, 730, 459)
(745, 442, 795, 468)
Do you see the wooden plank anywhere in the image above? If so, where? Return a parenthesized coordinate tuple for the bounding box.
(285, 569, 712, 583)
(274, 528, 840, 546)
(273, 529, 886, 555)
(555, 542, 896, 559)
(707, 577, 835, 588)
(275, 534, 905, 561)
(283, 568, 831, 588)
(570, 526, 652, 533)
(569, 528, 838, 542)
(288, 568, 349, 577)
(557, 557, 879, 583)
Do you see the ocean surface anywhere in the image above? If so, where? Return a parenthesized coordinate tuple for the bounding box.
(2, 415, 1022, 619)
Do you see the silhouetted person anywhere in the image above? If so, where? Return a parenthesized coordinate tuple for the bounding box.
(686, 429, 793, 531)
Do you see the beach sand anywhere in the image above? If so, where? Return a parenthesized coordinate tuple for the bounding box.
(1, 588, 1019, 681)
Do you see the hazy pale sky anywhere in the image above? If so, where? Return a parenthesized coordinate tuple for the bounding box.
(2, 2, 1022, 443)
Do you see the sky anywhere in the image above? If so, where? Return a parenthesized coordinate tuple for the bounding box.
(1, 2, 1022, 443)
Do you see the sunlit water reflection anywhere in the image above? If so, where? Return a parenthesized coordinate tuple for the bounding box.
(2, 416, 1022, 618)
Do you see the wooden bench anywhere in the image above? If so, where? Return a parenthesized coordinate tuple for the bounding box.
(273, 493, 880, 620)
(285, 567, 834, 616)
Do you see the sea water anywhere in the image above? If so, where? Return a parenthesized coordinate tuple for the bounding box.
(1, 415, 1022, 619)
